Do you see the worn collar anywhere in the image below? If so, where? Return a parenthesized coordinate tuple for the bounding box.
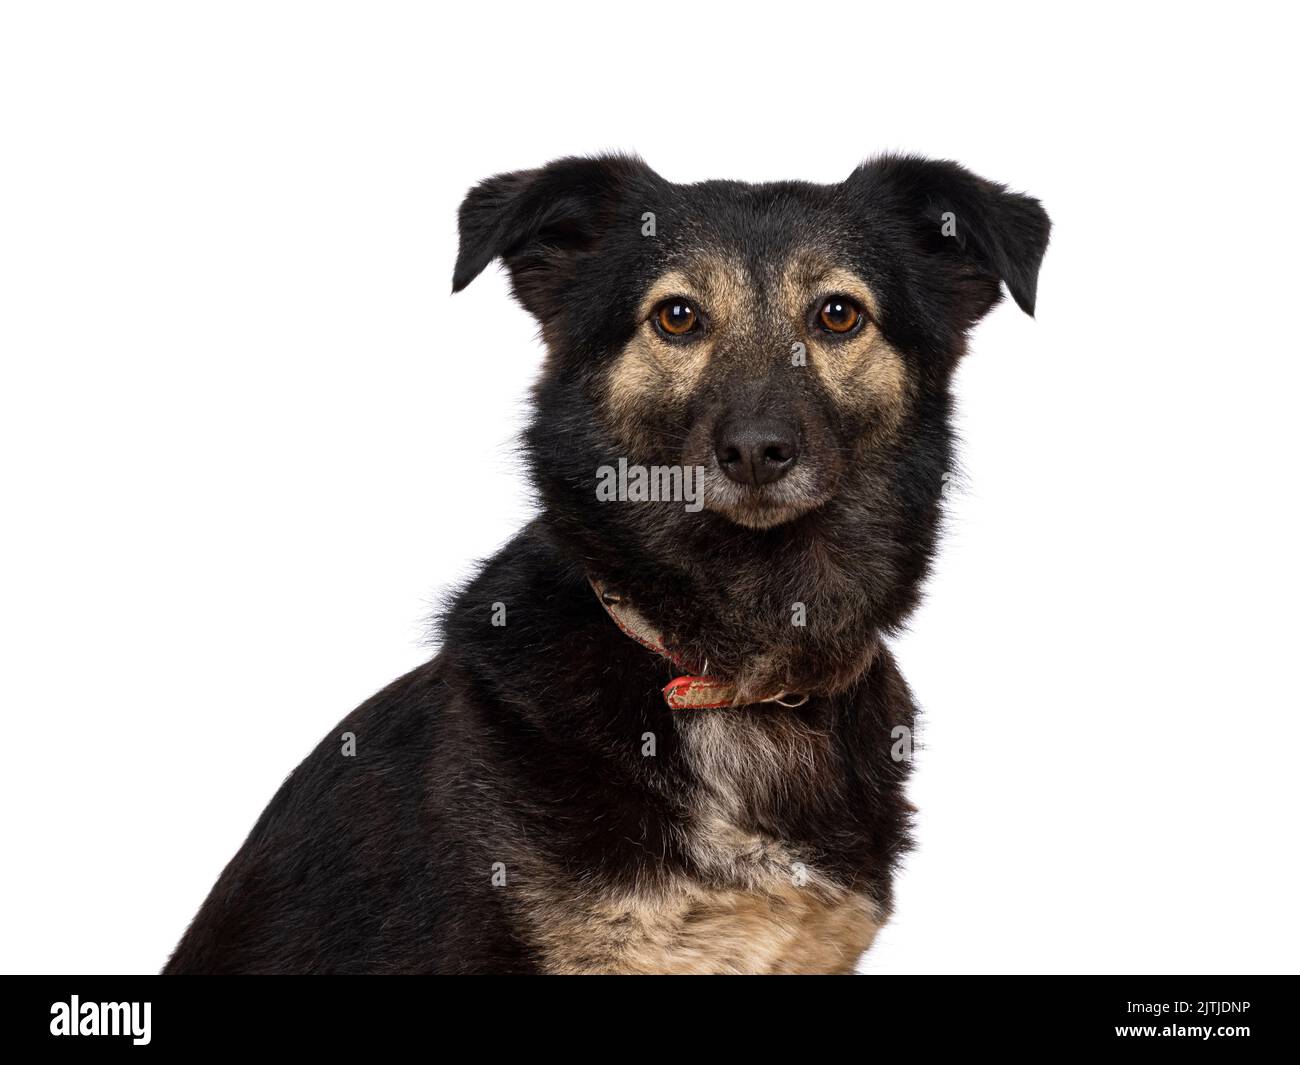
(589, 578, 808, 711)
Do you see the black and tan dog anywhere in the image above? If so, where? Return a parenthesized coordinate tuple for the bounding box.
(166, 154, 1049, 974)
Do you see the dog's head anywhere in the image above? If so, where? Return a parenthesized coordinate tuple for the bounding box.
(453, 154, 1048, 641)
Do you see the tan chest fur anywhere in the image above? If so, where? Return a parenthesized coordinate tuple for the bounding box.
(526, 876, 880, 976)
(517, 713, 884, 975)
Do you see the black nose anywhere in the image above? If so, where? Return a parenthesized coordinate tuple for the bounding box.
(714, 417, 800, 486)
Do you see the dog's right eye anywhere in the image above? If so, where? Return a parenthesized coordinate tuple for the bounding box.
(653, 300, 701, 338)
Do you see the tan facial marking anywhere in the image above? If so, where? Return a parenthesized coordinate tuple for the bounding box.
(780, 257, 910, 430)
(604, 256, 750, 444)
(604, 252, 910, 451)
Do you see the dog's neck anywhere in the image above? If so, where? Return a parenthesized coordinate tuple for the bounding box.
(550, 505, 897, 703)
(589, 576, 813, 709)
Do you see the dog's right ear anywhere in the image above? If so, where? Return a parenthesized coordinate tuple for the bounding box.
(452, 154, 653, 320)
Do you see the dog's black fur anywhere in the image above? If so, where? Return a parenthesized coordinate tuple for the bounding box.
(165, 154, 1049, 974)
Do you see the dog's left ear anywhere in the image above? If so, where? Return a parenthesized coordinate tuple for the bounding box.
(452, 154, 654, 321)
(849, 155, 1051, 319)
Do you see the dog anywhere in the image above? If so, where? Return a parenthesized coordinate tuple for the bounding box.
(165, 154, 1050, 974)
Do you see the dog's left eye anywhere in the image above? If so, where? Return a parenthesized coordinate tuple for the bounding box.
(817, 296, 864, 335)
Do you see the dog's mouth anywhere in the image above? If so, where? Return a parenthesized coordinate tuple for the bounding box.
(698, 464, 831, 529)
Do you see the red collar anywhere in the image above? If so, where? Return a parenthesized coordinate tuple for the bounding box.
(590, 579, 808, 711)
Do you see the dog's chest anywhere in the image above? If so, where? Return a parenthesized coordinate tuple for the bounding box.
(530, 874, 880, 976)
(522, 713, 882, 975)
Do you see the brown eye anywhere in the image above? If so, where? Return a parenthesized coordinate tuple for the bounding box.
(654, 300, 699, 337)
(817, 297, 863, 335)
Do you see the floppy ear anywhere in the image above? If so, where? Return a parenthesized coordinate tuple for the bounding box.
(851, 155, 1051, 318)
(452, 154, 653, 320)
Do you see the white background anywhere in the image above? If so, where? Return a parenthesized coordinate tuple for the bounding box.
(2, 2, 1297, 975)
